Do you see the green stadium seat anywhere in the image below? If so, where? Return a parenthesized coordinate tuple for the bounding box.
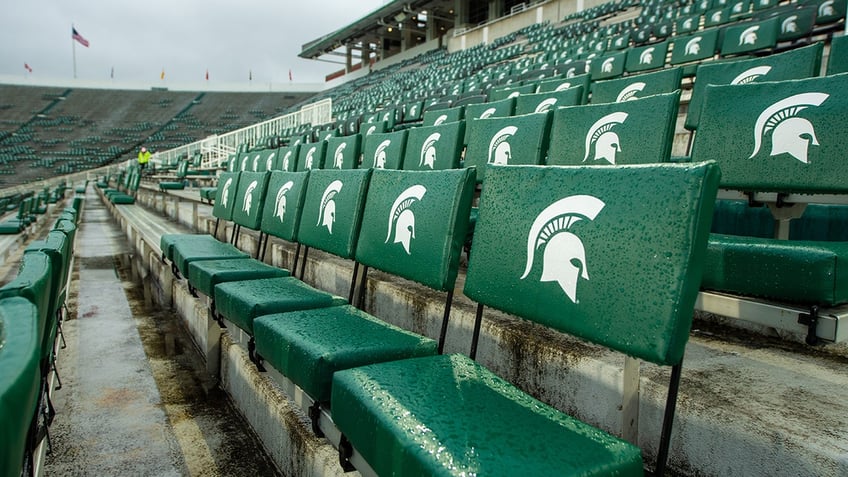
(422, 106, 464, 127)
(513, 87, 584, 115)
(589, 51, 627, 80)
(693, 73, 848, 307)
(463, 111, 553, 183)
(591, 67, 682, 104)
(359, 120, 387, 137)
(0, 252, 54, 368)
(548, 91, 680, 166)
(362, 130, 408, 169)
(0, 297, 41, 477)
(826, 34, 848, 75)
(669, 29, 720, 67)
(686, 42, 823, 130)
(295, 142, 327, 171)
(464, 97, 516, 121)
(720, 17, 780, 56)
(624, 41, 669, 73)
(331, 161, 720, 476)
(254, 167, 474, 410)
(774, 6, 817, 42)
(159, 160, 188, 190)
(273, 145, 300, 172)
(325, 134, 362, 170)
(402, 122, 466, 171)
(489, 84, 536, 101)
(804, 0, 847, 26)
(537, 72, 590, 103)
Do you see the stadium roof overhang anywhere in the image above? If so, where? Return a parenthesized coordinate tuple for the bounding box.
(299, 0, 455, 60)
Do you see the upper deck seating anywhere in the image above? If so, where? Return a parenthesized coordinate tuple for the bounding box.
(693, 73, 848, 318)
(331, 162, 720, 476)
(254, 167, 474, 414)
(548, 91, 681, 166)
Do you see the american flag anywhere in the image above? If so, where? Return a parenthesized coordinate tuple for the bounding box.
(72, 27, 90, 47)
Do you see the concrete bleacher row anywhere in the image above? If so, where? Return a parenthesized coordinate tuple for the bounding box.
(99, 62, 848, 475)
(0, 191, 82, 476)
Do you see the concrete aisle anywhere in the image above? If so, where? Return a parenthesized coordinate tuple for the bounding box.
(46, 191, 280, 476)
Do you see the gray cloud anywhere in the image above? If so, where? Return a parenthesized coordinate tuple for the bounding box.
(1, 0, 386, 84)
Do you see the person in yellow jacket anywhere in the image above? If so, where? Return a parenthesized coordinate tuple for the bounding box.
(138, 147, 151, 171)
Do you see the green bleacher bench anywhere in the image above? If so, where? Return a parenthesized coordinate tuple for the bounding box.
(332, 162, 719, 476)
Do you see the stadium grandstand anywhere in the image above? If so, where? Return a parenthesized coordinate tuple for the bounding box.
(2, 0, 848, 476)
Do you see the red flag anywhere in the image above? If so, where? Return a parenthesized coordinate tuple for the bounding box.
(205, 69, 209, 80)
(288, 69, 293, 81)
(72, 27, 90, 47)
(24, 63, 32, 73)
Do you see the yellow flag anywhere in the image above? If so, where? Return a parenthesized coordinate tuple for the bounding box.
(160, 68, 165, 80)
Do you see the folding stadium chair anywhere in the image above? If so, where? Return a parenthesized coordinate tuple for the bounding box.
(624, 40, 670, 73)
(463, 111, 553, 183)
(719, 17, 780, 57)
(362, 130, 408, 170)
(401, 121, 466, 171)
(826, 34, 848, 75)
(548, 91, 680, 166)
(295, 141, 327, 171)
(693, 72, 848, 344)
(325, 134, 363, 170)
(589, 51, 627, 80)
(591, 67, 683, 104)
(331, 161, 719, 476)
(513, 87, 585, 115)
(253, 167, 475, 442)
(422, 106, 464, 127)
(464, 97, 516, 121)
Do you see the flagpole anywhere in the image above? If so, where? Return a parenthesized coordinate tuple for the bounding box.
(72, 24, 77, 79)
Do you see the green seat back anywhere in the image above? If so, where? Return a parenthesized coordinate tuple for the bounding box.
(489, 84, 535, 102)
(548, 91, 680, 166)
(403, 101, 424, 122)
(513, 88, 584, 115)
(0, 297, 41, 477)
(776, 7, 816, 42)
(537, 73, 590, 103)
(805, 0, 847, 24)
(826, 34, 848, 75)
(720, 17, 780, 56)
(256, 149, 275, 172)
(325, 134, 363, 170)
(402, 122, 466, 171)
(295, 169, 372, 259)
(0, 252, 53, 361)
(360, 120, 387, 137)
(464, 111, 553, 183)
(625, 41, 669, 73)
(670, 28, 720, 65)
(589, 51, 627, 80)
(464, 97, 516, 121)
(231, 171, 270, 230)
(354, 168, 476, 291)
(212, 172, 242, 221)
(260, 171, 309, 241)
(591, 67, 682, 104)
(686, 42, 823, 130)
(25, 230, 69, 307)
(177, 160, 189, 178)
(422, 106, 464, 127)
(676, 14, 701, 34)
(704, 6, 732, 27)
(295, 142, 326, 171)
(362, 130, 408, 170)
(692, 73, 848, 193)
(753, 0, 779, 9)
(273, 145, 300, 172)
(465, 162, 720, 365)
(237, 152, 252, 171)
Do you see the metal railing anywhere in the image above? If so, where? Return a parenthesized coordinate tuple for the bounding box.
(149, 98, 333, 170)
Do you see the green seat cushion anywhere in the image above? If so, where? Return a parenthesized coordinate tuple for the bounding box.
(172, 240, 246, 277)
(254, 304, 437, 403)
(199, 187, 217, 201)
(160, 234, 221, 263)
(159, 181, 185, 190)
(0, 297, 41, 477)
(110, 194, 135, 204)
(703, 234, 848, 305)
(213, 277, 346, 335)
(0, 222, 22, 234)
(187, 258, 289, 298)
(331, 354, 643, 477)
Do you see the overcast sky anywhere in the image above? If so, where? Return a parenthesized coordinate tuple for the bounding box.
(0, 0, 389, 85)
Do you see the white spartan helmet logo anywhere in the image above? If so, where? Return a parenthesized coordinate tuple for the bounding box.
(683, 18, 694, 29)
(305, 146, 317, 169)
(749, 92, 829, 164)
(616, 82, 646, 102)
(640, 47, 656, 65)
(566, 67, 577, 78)
(385, 185, 427, 255)
(534, 98, 558, 113)
(220, 178, 233, 208)
(317, 180, 343, 234)
(685, 37, 703, 55)
(242, 180, 258, 213)
(420, 132, 441, 169)
(732, 1, 745, 13)
(739, 26, 760, 46)
(782, 15, 798, 33)
(374, 140, 391, 168)
(520, 195, 605, 304)
(731, 66, 772, 85)
(583, 112, 629, 164)
(282, 151, 293, 171)
(241, 155, 249, 171)
(601, 58, 616, 73)
(479, 107, 497, 119)
(711, 11, 723, 23)
(266, 152, 276, 171)
(488, 126, 518, 165)
(554, 82, 573, 92)
(434, 114, 448, 126)
(274, 181, 295, 222)
(333, 143, 347, 169)
(507, 91, 521, 99)
(366, 125, 377, 135)
(820, 0, 835, 16)
(252, 154, 260, 171)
